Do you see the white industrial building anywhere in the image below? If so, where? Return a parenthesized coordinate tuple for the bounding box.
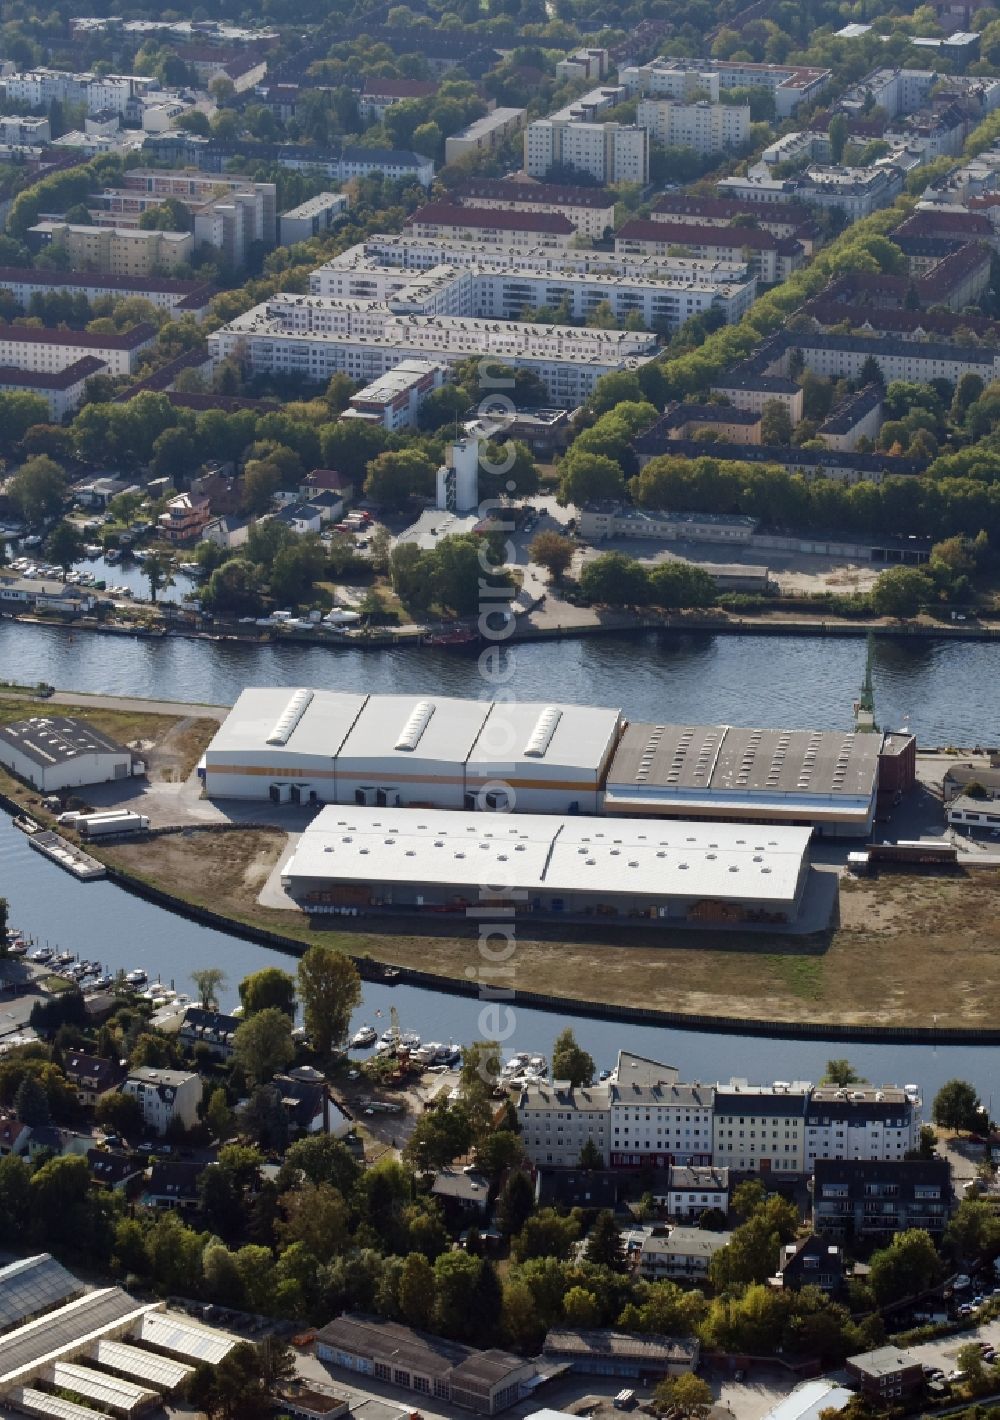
(202, 688, 624, 813)
(0, 717, 136, 793)
(279, 806, 813, 925)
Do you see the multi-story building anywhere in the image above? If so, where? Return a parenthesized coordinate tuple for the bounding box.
(616, 217, 804, 283)
(1, 68, 159, 115)
(525, 87, 649, 184)
(817, 384, 884, 452)
(712, 1081, 810, 1174)
(357, 78, 438, 125)
(846, 1348, 925, 1404)
(515, 1078, 612, 1166)
(637, 1226, 733, 1280)
(158, 491, 212, 544)
(0, 321, 156, 378)
(803, 1085, 921, 1169)
(26, 222, 192, 276)
(0, 115, 50, 145)
(343, 360, 448, 431)
(407, 203, 576, 249)
(659, 1165, 730, 1219)
(636, 99, 749, 154)
(122, 1068, 201, 1135)
(813, 1158, 953, 1238)
(280, 192, 349, 245)
(650, 192, 817, 248)
(556, 47, 609, 84)
(0, 358, 107, 418)
(64, 1053, 127, 1108)
(0, 266, 215, 319)
(207, 292, 656, 405)
(620, 57, 831, 117)
(449, 179, 616, 240)
(144, 133, 437, 187)
(839, 66, 938, 119)
(444, 107, 526, 164)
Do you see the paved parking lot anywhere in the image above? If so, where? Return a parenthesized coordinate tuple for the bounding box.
(712, 1369, 797, 1420)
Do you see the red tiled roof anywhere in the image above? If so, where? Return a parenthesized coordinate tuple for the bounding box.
(451, 178, 615, 209)
(0, 265, 214, 299)
(0, 356, 106, 389)
(617, 217, 798, 252)
(0, 321, 156, 349)
(408, 203, 575, 235)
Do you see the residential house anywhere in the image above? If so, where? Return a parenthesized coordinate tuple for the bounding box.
(179, 1006, 240, 1061)
(0, 1113, 29, 1157)
(274, 503, 323, 535)
(812, 1157, 953, 1239)
(534, 1167, 621, 1210)
(64, 1052, 127, 1107)
(712, 1080, 811, 1174)
(637, 1225, 733, 1280)
(87, 1148, 144, 1193)
(431, 1168, 491, 1222)
(23, 1125, 94, 1161)
(303, 491, 344, 524)
(300, 469, 354, 502)
(846, 1347, 924, 1402)
(143, 1158, 207, 1211)
(158, 491, 212, 544)
(772, 1234, 845, 1293)
(122, 1067, 201, 1136)
(658, 1166, 730, 1220)
(541, 1329, 699, 1379)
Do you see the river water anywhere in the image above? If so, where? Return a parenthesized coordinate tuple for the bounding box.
(2, 619, 1000, 744)
(2, 618, 999, 1098)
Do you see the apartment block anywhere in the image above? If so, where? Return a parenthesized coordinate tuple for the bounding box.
(0, 321, 156, 378)
(357, 78, 438, 125)
(556, 47, 609, 83)
(620, 59, 720, 102)
(344, 359, 448, 431)
(616, 217, 804, 284)
(0, 357, 106, 418)
(525, 87, 648, 184)
(280, 192, 349, 245)
(637, 1227, 732, 1280)
(27, 221, 192, 276)
(712, 1081, 810, 1174)
(407, 203, 575, 249)
(636, 99, 750, 154)
(650, 192, 817, 248)
(817, 384, 884, 452)
(450, 179, 616, 240)
(620, 57, 830, 117)
(515, 1078, 613, 1166)
(208, 293, 656, 406)
(0, 267, 214, 318)
(804, 1085, 920, 1170)
(122, 1068, 201, 1135)
(814, 1158, 953, 1238)
(0, 68, 159, 116)
(0, 114, 50, 145)
(445, 107, 526, 164)
(839, 66, 939, 119)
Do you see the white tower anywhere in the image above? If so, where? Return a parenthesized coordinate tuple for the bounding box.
(436, 437, 480, 514)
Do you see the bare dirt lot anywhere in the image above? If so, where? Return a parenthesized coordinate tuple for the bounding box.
(98, 828, 1000, 1029)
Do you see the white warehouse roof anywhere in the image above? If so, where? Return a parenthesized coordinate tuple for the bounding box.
(138, 1310, 236, 1365)
(467, 700, 623, 777)
(337, 692, 492, 766)
(90, 1339, 194, 1391)
(283, 806, 811, 906)
(206, 686, 367, 759)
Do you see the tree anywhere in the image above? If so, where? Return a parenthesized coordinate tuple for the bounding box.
(232, 1007, 295, 1087)
(497, 1170, 535, 1236)
(822, 1059, 862, 1086)
(654, 1375, 713, 1418)
(204, 559, 264, 616)
(0, 898, 8, 957)
(192, 968, 225, 1010)
(14, 1074, 50, 1127)
(277, 1181, 349, 1255)
(587, 1210, 625, 1270)
(94, 1090, 143, 1139)
(579, 1138, 604, 1170)
(580, 552, 649, 606)
(399, 1252, 436, 1328)
(868, 1229, 941, 1305)
(552, 1028, 595, 1087)
(186, 1340, 271, 1420)
(945, 1198, 1000, 1263)
(239, 968, 296, 1019)
(242, 1083, 289, 1153)
(934, 1079, 982, 1133)
(529, 530, 574, 581)
(405, 1103, 474, 1172)
(206, 1087, 234, 1142)
(870, 567, 932, 619)
(297, 946, 361, 1059)
(828, 113, 849, 165)
(0, 394, 50, 456)
(364, 449, 437, 508)
(558, 451, 626, 506)
(8, 455, 67, 524)
(760, 399, 793, 446)
(282, 1135, 359, 1195)
(144, 552, 172, 604)
(46, 521, 84, 572)
(562, 1285, 600, 1326)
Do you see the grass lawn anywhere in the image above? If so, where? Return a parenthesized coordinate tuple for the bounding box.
(96, 827, 1000, 1029)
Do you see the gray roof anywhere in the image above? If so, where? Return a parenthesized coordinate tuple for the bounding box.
(611, 1082, 714, 1109)
(543, 1329, 699, 1361)
(667, 1166, 729, 1191)
(607, 722, 880, 801)
(431, 1168, 490, 1202)
(715, 1087, 809, 1117)
(0, 717, 127, 769)
(640, 1227, 732, 1258)
(314, 1314, 528, 1388)
(848, 1346, 919, 1379)
(0, 1255, 82, 1334)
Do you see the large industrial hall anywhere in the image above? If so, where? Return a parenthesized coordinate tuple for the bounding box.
(0, 1254, 237, 1420)
(279, 806, 814, 926)
(202, 687, 907, 838)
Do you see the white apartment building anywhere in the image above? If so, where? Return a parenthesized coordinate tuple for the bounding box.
(712, 1082, 811, 1174)
(620, 59, 720, 102)
(659, 1165, 730, 1220)
(637, 99, 750, 154)
(311, 235, 756, 332)
(0, 114, 50, 144)
(280, 192, 349, 245)
(343, 359, 447, 430)
(609, 1081, 715, 1169)
(638, 1227, 732, 1280)
(444, 107, 526, 164)
(839, 66, 938, 119)
(525, 88, 648, 184)
(0, 268, 213, 318)
(408, 203, 576, 250)
(803, 1086, 921, 1170)
(122, 1068, 201, 1135)
(1, 68, 159, 115)
(208, 293, 655, 405)
(0, 321, 156, 377)
(0, 357, 105, 418)
(555, 47, 609, 83)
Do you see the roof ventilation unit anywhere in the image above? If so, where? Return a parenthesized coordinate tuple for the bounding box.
(524, 705, 563, 758)
(266, 688, 315, 746)
(395, 700, 436, 752)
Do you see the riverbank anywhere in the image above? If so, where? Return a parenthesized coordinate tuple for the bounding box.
(8, 604, 1000, 650)
(82, 821, 1000, 1040)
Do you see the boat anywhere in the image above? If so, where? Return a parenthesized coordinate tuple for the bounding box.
(54, 951, 74, 966)
(382, 966, 401, 982)
(6, 940, 27, 957)
(30, 948, 52, 963)
(423, 626, 478, 646)
(350, 1025, 378, 1049)
(125, 969, 147, 986)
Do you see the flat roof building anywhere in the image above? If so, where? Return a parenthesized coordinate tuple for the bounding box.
(280, 805, 812, 926)
(603, 722, 881, 837)
(541, 1329, 699, 1379)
